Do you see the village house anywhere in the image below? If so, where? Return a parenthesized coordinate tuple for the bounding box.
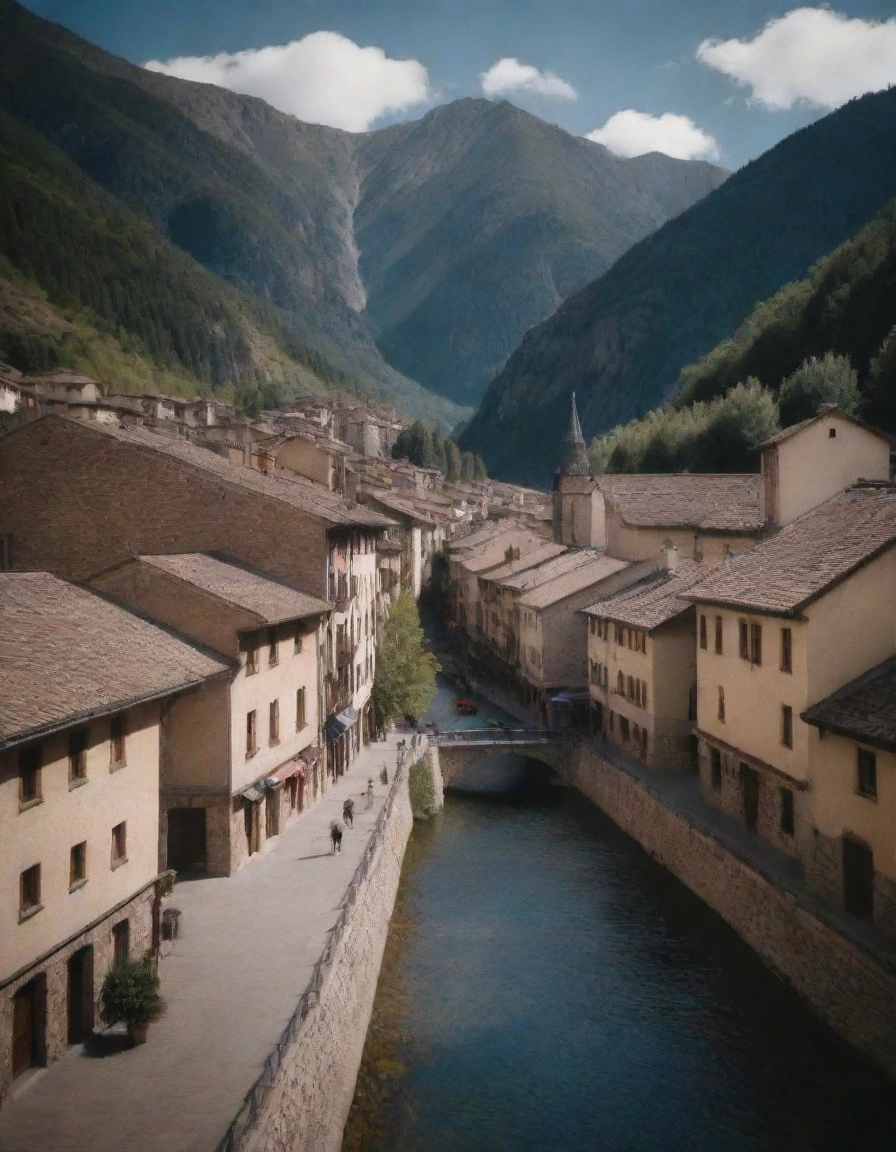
(802, 658, 896, 938)
(357, 489, 445, 599)
(476, 542, 567, 662)
(86, 554, 330, 876)
(584, 551, 714, 770)
(686, 484, 896, 875)
(0, 415, 393, 777)
(0, 573, 228, 1105)
(447, 524, 539, 638)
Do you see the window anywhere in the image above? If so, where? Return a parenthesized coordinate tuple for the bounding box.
(699, 615, 707, 650)
(296, 688, 306, 731)
(718, 686, 726, 723)
(268, 627, 278, 667)
(781, 705, 793, 749)
(18, 746, 41, 805)
(269, 699, 280, 745)
(68, 729, 88, 783)
(739, 620, 749, 660)
(710, 747, 722, 790)
(641, 682, 648, 710)
(617, 671, 625, 695)
(294, 625, 304, 655)
(246, 640, 260, 676)
(857, 748, 878, 798)
(627, 675, 635, 700)
(112, 920, 130, 968)
(780, 628, 792, 674)
(110, 716, 126, 767)
(780, 788, 794, 836)
(829, 427, 837, 438)
(246, 710, 257, 757)
(714, 617, 723, 655)
(750, 623, 762, 666)
(19, 864, 41, 917)
(69, 842, 87, 889)
(111, 822, 127, 866)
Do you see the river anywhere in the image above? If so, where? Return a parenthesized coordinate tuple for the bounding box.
(343, 675, 896, 1151)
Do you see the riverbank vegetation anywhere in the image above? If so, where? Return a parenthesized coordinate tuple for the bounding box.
(372, 592, 439, 731)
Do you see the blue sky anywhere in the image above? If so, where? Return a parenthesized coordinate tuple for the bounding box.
(23, 1, 896, 169)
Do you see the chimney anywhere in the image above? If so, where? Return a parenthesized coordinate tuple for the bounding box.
(662, 539, 679, 573)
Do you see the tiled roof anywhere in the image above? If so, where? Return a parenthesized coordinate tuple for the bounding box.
(519, 554, 630, 609)
(136, 554, 330, 624)
(758, 407, 892, 449)
(479, 543, 567, 583)
(39, 415, 394, 529)
(686, 485, 896, 615)
(802, 656, 896, 751)
(0, 573, 229, 748)
(584, 560, 715, 630)
(500, 548, 593, 592)
(366, 490, 438, 526)
(449, 522, 520, 552)
(596, 473, 763, 531)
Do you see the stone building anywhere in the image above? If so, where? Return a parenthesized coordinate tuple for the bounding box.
(802, 658, 896, 939)
(0, 573, 227, 1105)
(584, 552, 715, 770)
(0, 414, 392, 775)
(87, 553, 330, 876)
(687, 484, 896, 870)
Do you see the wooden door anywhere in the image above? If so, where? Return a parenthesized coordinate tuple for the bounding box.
(843, 837, 874, 919)
(12, 981, 36, 1077)
(741, 765, 760, 828)
(67, 946, 94, 1044)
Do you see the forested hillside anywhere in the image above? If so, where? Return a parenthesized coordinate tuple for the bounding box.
(461, 87, 896, 483)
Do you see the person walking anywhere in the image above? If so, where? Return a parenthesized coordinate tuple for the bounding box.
(379, 763, 389, 786)
(330, 820, 343, 853)
(342, 797, 354, 828)
(365, 779, 375, 810)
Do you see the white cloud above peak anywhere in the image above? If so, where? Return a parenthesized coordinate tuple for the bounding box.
(144, 31, 430, 132)
(480, 57, 577, 100)
(697, 7, 896, 111)
(587, 110, 719, 161)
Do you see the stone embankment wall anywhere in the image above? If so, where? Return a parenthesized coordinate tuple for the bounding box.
(221, 758, 414, 1152)
(570, 746, 896, 1078)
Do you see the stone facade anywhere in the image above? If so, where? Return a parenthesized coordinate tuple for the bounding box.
(0, 882, 155, 1107)
(571, 743, 896, 1079)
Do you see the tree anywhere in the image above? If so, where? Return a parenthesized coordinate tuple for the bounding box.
(444, 438, 462, 482)
(864, 325, 896, 430)
(778, 352, 860, 426)
(694, 380, 780, 471)
(372, 590, 439, 729)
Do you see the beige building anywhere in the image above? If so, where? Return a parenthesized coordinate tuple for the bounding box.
(688, 484, 896, 870)
(585, 554, 713, 770)
(802, 658, 896, 939)
(0, 573, 227, 1104)
(87, 554, 330, 876)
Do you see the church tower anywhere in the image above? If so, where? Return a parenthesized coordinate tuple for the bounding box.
(553, 392, 604, 547)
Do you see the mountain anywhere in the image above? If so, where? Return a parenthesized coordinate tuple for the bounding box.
(0, 0, 725, 418)
(460, 87, 896, 483)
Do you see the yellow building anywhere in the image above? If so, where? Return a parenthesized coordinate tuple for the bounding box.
(0, 573, 227, 1103)
(802, 658, 896, 938)
(687, 483, 896, 865)
(585, 552, 713, 769)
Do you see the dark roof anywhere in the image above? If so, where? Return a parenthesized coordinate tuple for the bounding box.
(584, 560, 715, 630)
(686, 485, 896, 615)
(0, 573, 229, 749)
(802, 657, 896, 752)
(25, 415, 394, 530)
(595, 473, 763, 532)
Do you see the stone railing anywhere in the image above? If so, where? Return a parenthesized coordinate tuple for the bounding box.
(433, 728, 581, 746)
(216, 753, 408, 1152)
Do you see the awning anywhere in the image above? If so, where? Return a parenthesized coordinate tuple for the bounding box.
(550, 689, 592, 705)
(325, 707, 359, 740)
(240, 786, 265, 803)
(276, 758, 308, 781)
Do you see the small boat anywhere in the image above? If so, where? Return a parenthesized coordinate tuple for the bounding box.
(455, 698, 478, 715)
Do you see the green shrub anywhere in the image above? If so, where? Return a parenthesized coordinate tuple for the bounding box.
(100, 956, 163, 1027)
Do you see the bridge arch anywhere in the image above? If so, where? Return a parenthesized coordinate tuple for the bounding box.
(433, 731, 575, 788)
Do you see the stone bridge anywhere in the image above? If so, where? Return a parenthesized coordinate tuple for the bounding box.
(432, 729, 578, 786)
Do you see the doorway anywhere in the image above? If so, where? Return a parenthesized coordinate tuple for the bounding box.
(741, 765, 760, 828)
(843, 837, 874, 920)
(12, 976, 44, 1079)
(167, 807, 207, 872)
(265, 789, 280, 839)
(244, 800, 260, 855)
(67, 946, 94, 1044)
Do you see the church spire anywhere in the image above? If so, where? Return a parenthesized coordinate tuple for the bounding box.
(560, 391, 589, 476)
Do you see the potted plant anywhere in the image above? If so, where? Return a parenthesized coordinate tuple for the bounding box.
(100, 955, 164, 1046)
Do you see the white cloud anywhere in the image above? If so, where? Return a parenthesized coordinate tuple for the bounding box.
(697, 7, 896, 111)
(586, 110, 719, 161)
(144, 31, 430, 132)
(480, 57, 577, 100)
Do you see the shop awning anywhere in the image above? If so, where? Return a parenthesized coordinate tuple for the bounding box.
(550, 689, 592, 704)
(277, 758, 308, 781)
(325, 707, 359, 740)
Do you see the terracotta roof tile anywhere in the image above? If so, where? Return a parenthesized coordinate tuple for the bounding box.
(0, 573, 229, 748)
(596, 473, 763, 531)
(686, 485, 896, 615)
(500, 549, 598, 592)
(584, 560, 716, 630)
(479, 543, 567, 583)
(802, 656, 896, 751)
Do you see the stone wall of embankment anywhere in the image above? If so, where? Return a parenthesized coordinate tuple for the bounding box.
(226, 759, 414, 1152)
(570, 746, 896, 1079)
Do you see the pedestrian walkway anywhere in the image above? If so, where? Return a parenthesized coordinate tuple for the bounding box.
(0, 736, 401, 1152)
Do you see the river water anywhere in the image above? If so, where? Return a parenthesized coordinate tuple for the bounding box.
(343, 676, 896, 1152)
